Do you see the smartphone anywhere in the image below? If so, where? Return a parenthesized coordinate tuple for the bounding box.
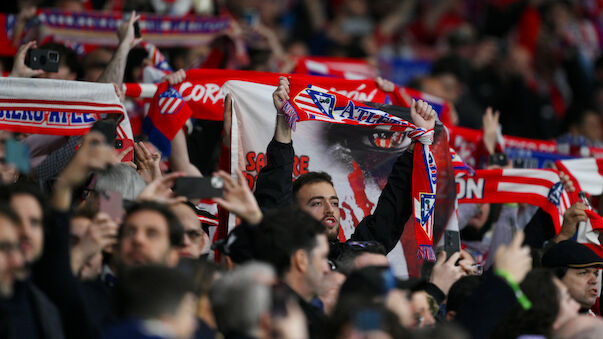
(443, 230, 461, 260)
(99, 190, 123, 221)
(4, 139, 30, 174)
(488, 153, 508, 167)
(115, 138, 134, 162)
(133, 21, 141, 39)
(26, 48, 60, 73)
(174, 176, 224, 199)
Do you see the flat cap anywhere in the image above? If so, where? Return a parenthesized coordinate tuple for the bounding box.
(542, 240, 603, 269)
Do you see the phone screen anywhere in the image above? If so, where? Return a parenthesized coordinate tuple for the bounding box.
(174, 177, 224, 199)
(99, 190, 123, 221)
(5, 140, 30, 174)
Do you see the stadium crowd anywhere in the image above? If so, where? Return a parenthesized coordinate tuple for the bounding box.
(0, 0, 603, 339)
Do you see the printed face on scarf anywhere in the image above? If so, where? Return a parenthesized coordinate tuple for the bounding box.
(118, 210, 177, 267)
(296, 182, 341, 241)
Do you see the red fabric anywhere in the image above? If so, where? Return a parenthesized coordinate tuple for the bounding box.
(0, 14, 17, 57)
(148, 82, 193, 140)
(166, 69, 400, 121)
(517, 6, 541, 56)
(586, 210, 603, 231)
(456, 169, 570, 233)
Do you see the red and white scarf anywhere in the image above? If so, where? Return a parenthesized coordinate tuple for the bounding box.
(0, 77, 132, 140)
(282, 80, 437, 258)
(455, 168, 570, 233)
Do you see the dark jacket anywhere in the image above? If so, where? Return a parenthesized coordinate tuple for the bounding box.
(254, 139, 414, 253)
(0, 280, 65, 339)
(32, 209, 112, 339)
(455, 272, 518, 339)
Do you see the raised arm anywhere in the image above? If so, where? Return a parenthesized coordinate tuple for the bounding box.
(254, 76, 295, 210)
(97, 11, 142, 84)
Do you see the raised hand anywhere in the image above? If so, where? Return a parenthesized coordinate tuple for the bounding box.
(482, 107, 500, 155)
(494, 231, 532, 283)
(555, 202, 588, 242)
(134, 141, 162, 184)
(272, 76, 292, 143)
(272, 76, 290, 112)
(410, 98, 436, 131)
(161, 69, 186, 85)
(118, 11, 142, 49)
(56, 132, 116, 190)
(375, 76, 395, 93)
(137, 172, 187, 205)
(213, 170, 263, 225)
(429, 251, 466, 295)
(10, 41, 45, 78)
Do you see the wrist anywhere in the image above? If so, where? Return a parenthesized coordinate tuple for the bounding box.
(494, 268, 532, 310)
(245, 209, 263, 225)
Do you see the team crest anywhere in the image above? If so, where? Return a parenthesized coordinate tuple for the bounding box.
(420, 193, 436, 226)
(158, 87, 184, 115)
(547, 182, 563, 206)
(305, 88, 336, 119)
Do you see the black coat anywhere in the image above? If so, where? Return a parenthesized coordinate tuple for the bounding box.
(0, 280, 65, 339)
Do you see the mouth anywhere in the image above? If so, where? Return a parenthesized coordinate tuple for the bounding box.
(20, 242, 31, 253)
(179, 250, 192, 258)
(127, 252, 148, 265)
(589, 288, 598, 296)
(322, 217, 337, 229)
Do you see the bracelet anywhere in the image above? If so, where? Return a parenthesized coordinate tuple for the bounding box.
(494, 269, 532, 310)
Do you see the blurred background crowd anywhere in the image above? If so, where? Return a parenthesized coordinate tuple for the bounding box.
(0, 1, 602, 339)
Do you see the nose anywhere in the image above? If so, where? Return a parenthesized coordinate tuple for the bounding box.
(130, 230, 145, 246)
(324, 202, 335, 215)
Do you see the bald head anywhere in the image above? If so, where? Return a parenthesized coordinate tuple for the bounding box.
(554, 315, 603, 339)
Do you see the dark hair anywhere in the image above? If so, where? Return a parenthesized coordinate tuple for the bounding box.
(446, 275, 481, 313)
(430, 55, 470, 83)
(115, 265, 194, 319)
(332, 241, 387, 275)
(551, 266, 569, 279)
(329, 296, 409, 339)
(0, 182, 47, 220)
(122, 201, 184, 247)
(338, 266, 395, 301)
(39, 42, 82, 79)
(0, 204, 20, 226)
(292, 171, 334, 201)
(72, 205, 98, 220)
(490, 269, 560, 339)
(254, 206, 326, 276)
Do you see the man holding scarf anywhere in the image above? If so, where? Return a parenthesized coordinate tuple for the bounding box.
(254, 76, 436, 256)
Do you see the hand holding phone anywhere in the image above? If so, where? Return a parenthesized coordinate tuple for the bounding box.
(26, 48, 60, 73)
